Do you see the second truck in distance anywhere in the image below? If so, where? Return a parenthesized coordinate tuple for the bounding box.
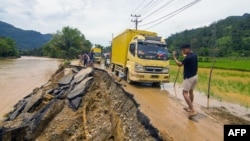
(111, 29, 170, 85)
(91, 47, 102, 64)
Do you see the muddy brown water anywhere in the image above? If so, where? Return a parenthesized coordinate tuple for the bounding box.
(0, 56, 62, 121)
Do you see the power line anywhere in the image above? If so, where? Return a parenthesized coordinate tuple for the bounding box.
(118, 0, 145, 34)
(142, 0, 201, 29)
(144, 0, 164, 12)
(131, 0, 147, 14)
(146, 0, 164, 11)
(142, 0, 201, 27)
(130, 0, 177, 30)
(123, 0, 176, 30)
(135, 0, 155, 15)
(141, 0, 177, 21)
(128, 0, 163, 30)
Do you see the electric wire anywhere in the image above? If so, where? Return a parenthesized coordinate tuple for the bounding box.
(116, 0, 146, 37)
(135, 0, 155, 15)
(137, 0, 163, 15)
(144, 0, 164, 13)
(142, 0, 201, 29)
(132, 0, 149, 15)
(119, 0, 201, 35)
(141, 0, 177, 21)
(124, 0, 175, 30)
(142, 0, 201, 26)
(120, 0, 149, 31)
(127, 0, 165, 30)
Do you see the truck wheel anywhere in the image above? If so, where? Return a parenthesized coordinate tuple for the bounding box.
(111, 64, 115, 72)
(152, 82, 160, 87)
(115, 70, 119, 76)
(126, 71, 133, 84)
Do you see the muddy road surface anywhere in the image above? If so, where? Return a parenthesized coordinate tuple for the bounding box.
(120, 81, 223, 141)
(97, 63, 250, 141)
(0, 61, 249, 141)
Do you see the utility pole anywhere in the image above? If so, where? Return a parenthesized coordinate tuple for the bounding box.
(131, 14, 141, 30)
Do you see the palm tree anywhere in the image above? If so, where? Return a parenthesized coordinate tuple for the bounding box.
(43, 26, 92, 59)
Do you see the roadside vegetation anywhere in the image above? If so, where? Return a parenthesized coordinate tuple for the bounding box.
(169, 58, 250, 108)
(198, 57, 250, 71)
(42, 26, 92, 59)
(167, 14, 250, 58)
(0, 37, 19, 58)
(41, 26, 108, 60)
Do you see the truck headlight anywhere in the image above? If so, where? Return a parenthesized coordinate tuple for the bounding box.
(162, 67, 169, 73)
(135, 63, 144, 72)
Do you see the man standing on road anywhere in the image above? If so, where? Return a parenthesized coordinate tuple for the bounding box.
(89, 50, 95, 68)
(172, 43, 198, 117)
(82, 52, 89, 67)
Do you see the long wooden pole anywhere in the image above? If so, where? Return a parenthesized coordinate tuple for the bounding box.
(173, 66, 180, 97)
(174, 67, 180, 88)
(207, 57, 215, 109)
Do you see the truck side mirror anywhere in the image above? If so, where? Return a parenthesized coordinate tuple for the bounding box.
(129, 44, 135, 56)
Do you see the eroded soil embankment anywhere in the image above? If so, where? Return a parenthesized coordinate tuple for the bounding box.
(76, 69, 166, 140)
(0, 65, 171, 141)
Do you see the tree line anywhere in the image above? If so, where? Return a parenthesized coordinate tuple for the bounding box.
(42, 26, 92, 59)
(31, 26, 110, 59)
(166, 13, 250, 57)
(0, 37, 19, 58)
(0, 26, 110, 59)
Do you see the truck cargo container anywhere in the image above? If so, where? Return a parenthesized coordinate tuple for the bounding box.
(111, 29, 170, 85)
(91, 47, 102, 63)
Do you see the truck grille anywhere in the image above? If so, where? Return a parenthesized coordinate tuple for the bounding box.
(144, 66, 163, 73)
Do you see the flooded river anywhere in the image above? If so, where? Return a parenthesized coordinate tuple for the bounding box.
(0, 56, 62, 121)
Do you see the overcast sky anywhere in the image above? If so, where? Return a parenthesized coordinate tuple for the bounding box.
(1, 0, 250, 46)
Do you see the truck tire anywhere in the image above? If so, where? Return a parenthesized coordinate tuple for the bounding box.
(111, 64, 115, 72)
(115, 70, 119, 76)
(126, 70, 133, 84)
(152, 82, 160, 87)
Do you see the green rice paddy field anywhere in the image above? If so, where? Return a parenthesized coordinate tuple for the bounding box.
(169, 57, 250, 107)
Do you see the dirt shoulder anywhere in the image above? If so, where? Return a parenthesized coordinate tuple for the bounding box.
(202, 106, 250, 125)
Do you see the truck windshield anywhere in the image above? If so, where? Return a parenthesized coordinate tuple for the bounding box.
(94, 52, 101, 57)
(137, 43, 168, 60)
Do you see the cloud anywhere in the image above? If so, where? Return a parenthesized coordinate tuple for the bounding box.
(1, 0, 250, 46)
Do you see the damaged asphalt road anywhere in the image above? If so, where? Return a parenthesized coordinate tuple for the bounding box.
(0, 64, 170, 141)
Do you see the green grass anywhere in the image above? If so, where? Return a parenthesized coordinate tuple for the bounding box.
(169, 57, 250, 107)
(199, 57, 250, 71)
(170, 57, 250, 71)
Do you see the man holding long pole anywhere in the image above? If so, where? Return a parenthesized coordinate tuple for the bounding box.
(172, 43, 198, 117)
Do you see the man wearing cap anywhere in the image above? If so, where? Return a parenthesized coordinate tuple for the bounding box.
(172, 43, 198, 117)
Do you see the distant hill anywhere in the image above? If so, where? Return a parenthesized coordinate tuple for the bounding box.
(0, 21, 52, 50)
(166, 13, 250, 57)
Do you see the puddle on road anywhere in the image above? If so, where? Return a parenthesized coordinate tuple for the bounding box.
(162, 83, 250, 121)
